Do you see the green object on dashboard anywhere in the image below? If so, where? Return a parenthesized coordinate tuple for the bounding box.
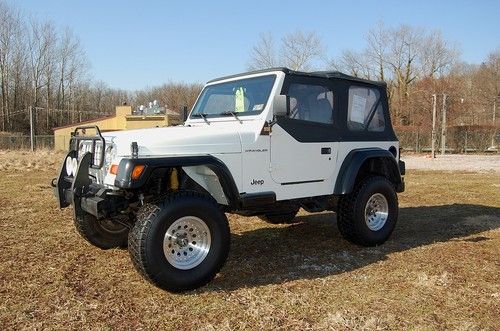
(235, 87, 245, 113)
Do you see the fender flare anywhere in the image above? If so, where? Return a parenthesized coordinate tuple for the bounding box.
(333, 148, 403, 195)
(114, 155, 240, 208)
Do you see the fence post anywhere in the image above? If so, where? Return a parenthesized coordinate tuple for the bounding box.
(441, 94, 447, 155)
(431, 94, 437, 158)
(30, 106, 35, 151)
(464, 130, 468, 154)
(415, 131, 419, 153)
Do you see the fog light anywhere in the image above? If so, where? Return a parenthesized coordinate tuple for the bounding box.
(65, 157, 73, 176)
(71, 158, 78, 176)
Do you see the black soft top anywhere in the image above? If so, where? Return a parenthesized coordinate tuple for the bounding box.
(208, 67, 386, 87)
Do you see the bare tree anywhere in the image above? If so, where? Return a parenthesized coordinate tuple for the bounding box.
(365, 22, 389, 81)
(135, 82, 202, 114)
(472, 50, 500, 123)
(419, 30, 460, 78)
(44, 26, 58, 130)
(248, 32, 277, 70)
(10, 29, 27, 123)
(280, 31, 324, 71)
(395, 26, 420, 121)
(333, 50, 372, 78)
(248, 30, 325, 71)
(0, 0, 22, 130)
(57, 28, 87, 112)
(27, 19, 55, 109)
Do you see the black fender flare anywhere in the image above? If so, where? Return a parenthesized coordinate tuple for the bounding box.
(333, 148, 403, 195)
(114, 155, 240, 208)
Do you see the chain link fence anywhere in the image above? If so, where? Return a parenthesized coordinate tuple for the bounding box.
(0, 135, 54, 150)
(396, 126, 498, 153)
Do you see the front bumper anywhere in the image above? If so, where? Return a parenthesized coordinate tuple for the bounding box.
(52, 151, 122, 219)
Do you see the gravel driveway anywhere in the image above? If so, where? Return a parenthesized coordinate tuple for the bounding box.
(401, 154, 500, 173)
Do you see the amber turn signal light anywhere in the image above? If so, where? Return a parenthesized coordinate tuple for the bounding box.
(109, 164, 119, 175)
(131, 164, 146, 180)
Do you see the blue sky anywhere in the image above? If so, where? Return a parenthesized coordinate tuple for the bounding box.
(13, 0, 500, 91)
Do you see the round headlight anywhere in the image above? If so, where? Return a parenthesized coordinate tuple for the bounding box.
(71, 158, 78, 176)
(65, 157, 73, 176)
(104, 143, 116, 172)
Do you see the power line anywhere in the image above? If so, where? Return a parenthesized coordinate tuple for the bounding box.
(0, 108, 112, 119)
(0, 109, 29, 118)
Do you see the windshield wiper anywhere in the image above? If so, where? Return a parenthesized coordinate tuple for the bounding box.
(220, 111, 243, 124)
(191, 113, 210, 125)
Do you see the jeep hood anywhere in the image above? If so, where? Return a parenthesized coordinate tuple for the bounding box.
(104, 125, 242, 156)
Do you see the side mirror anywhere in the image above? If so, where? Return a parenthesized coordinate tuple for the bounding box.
(272, 94, 288, 118)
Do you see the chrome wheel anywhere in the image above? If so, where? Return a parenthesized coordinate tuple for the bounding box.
(163, 216, 211, 270)
(364, 193, 389, 231)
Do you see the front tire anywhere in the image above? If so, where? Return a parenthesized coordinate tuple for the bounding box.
(337, 176, 398, 247)
(128, 191, 230, 292)
(74, 213, 129, 249)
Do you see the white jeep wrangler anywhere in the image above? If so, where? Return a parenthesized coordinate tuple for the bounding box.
(53, 68, 405, 292)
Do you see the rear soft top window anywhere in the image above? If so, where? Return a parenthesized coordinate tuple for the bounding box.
(347, 86, 385, 132)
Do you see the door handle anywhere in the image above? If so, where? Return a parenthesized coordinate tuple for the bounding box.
(321, 147, 331, 154)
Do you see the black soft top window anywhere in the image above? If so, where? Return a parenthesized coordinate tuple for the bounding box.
(347, 86, 385, 132)
(288, 83, 334, 125)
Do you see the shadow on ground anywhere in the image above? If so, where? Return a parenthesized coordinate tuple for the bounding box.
(203, 204, 500, 292)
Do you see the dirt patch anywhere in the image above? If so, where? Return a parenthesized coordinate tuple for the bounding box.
(402, 154, 500, 173)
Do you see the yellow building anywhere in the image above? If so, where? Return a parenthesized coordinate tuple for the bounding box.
(53, 105, 180, 150)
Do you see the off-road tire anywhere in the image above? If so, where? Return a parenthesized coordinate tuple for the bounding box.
(74, 213, 129, 249)
(337, 176, 398, 247)
(128, 191, 230, 292)
(259, 208, 300, 224)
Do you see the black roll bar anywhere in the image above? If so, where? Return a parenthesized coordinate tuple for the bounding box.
(70, 125, 106, 169)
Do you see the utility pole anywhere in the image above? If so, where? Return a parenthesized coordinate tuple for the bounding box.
(431, 94, 437, 158)
(441, 94, 447, 155)
(29, 106, 35, 152)
(493, 98, 497, 147)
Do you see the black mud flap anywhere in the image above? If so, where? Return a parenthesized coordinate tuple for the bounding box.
(70, 152, 93, 218)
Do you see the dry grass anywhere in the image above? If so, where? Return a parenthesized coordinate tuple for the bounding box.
(0, 149, 64, 172)
(0, 151, 499, 330)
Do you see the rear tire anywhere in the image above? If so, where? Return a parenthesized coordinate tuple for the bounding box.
(259, 208, 300, 224)
(337, 176, 398, 247)
(74, 213, 129, 249)
(128, 191, 230, 292)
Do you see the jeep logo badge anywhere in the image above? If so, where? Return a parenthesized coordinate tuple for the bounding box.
(251, 179, 264, 185)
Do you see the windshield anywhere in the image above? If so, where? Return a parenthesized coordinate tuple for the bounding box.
(190, 75, 276, 118)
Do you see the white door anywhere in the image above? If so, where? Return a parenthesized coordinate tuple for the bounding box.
(270, 80, 339, 184)
(270, 123, 337, 184)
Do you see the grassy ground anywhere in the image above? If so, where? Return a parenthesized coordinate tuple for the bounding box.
(0, 151, 499, 330)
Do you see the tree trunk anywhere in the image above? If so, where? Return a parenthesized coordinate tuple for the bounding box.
(0, 64, 9, 131)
